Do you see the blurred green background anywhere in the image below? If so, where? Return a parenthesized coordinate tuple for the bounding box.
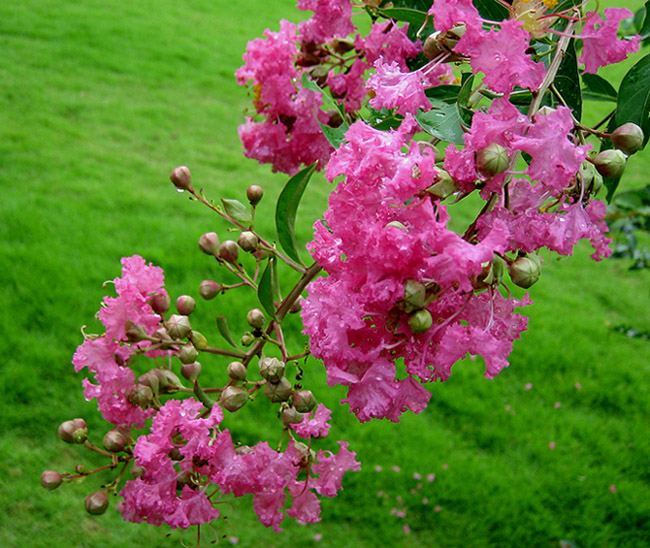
(1, 1, 649, 547)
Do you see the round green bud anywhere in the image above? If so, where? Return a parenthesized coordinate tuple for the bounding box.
(190, 330, 208, 351)
(150, 292, 171, 314)
(84, 491, 109, 516)
(199, 280, 221, 300)
(246, 185, 264, 206)
(126, 383, 154, 408)
(58, 418, 88, 444)
(281, 407, 305, 426)
(176, 295, 196, 316)
(170, 166, 192, 191)
(408, 309, 433, 335)
(292, 389, 317, 413)
(594, 149, 627, 179)
(227, 361, 247, 381)
(259, 357, 285, 383)
(178, 343, 199, 364)
(508, 255, 542, 289)
(125, 320, 147, 342)
(198, 232, 220, 256)
(152, 369, 183, 394)
(181, 361, 202, 383)
(264, 377, 292, 403)
(246, 308, 266, 329)
(611, 122, 644, 155)
(423, 31, 445, 60)
(218, 240, 240, 264)
(426, 169, 459, 199)
(41, 470, 63, 490)
(103, 428, 129, 453)
(238, 231, 259, 253)
(166, 314, 192, 340)
(401, 280, 426, 313)
(220, 386, 249, 412)
(241, 333, 255, 347)
(476, 143, 509, 177)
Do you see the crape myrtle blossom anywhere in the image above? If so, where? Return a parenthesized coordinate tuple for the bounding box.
(118, 398, 360, 531)
(302, 120, 531, 422)
(296, 0, 355, 44)
(579, 8, 641, 74)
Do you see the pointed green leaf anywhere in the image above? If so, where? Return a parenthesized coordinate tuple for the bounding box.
(301, 72, 322, 94)
(457, 73, 475, 126)
(554, 38, 582, 120)
(581, 73, 618, 102)
(275, 163, 317, 264)
(258, 256, 279, 320)
(319, 122, 348, 149)
(473, 0, 508, 21)
(616, 53, 650, 147)
(221, 198, 252, 225)
(416, 99, 464, 144)
(215, 315, 241, 349)
(377, 7, 427, 28)
(425, 85, 461, 103)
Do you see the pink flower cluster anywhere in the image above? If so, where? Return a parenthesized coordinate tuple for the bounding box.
(118, 398, 360, 531)
(73, 256, 168, 427)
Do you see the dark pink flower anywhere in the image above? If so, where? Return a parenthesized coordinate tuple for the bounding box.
(297, 0, 355, 44)
(291, 403, 332, 438)
(367, 61, 431, 115)
(580, 9, 640, 74)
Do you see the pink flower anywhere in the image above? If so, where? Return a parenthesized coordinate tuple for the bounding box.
(312, 441, 361, 497)
(579, 9, 640, 74)
(291, 403, 332, 438)
(429, 0, 482, 35)
(367, 61, 431, 115)
(297, 0, 355, 44)
(357, 21, 419, 70)
(326, 59, 369, 113)
(457, 20, 545, 94)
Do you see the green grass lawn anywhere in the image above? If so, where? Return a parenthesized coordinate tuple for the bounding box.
(1, 1, 650, 547)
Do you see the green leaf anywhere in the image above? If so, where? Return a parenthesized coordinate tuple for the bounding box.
(258, 257, 279, 320)
(275, 163, 317, 265)
(553, 38, 582, 121)
(215, 315, 241, 349)
(319, 122, 347, 149)
(221, 198, 252, 225)
(301, 72, 322, 94)
(581, 73, 617, 102)
(457, 73, 475, 126)
(616, 53, 650, 146)
(377, 7, 427, 27)
(639, 1, 650, 41)
(425, 85, 461, 103)
(473, 0, 508, 21)
(416, 99, 464, 144)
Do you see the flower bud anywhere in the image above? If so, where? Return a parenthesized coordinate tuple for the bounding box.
(166, 314, 192, 340)
(401, 280, 426, 313)
(408, 309, 433, 335)
(181, 361, 202, 383)
(84, 491, 109, 516)
(264, 377, 292, 403)
(199, 280, 221, 300)
(130, 465, 145, 478)
(259, 357, 285, 383)
(152, 369, 183, 394)
(238, 231, 259, 252)
(594, 149, 627, 178)
(508, 254, 542, 289)
(220, 386, 249, 412)
(332, 37, 355, 54)
(580, 161, 596, 189)
(293, 389, 317, 413)
(138, 370, 160, 395)
(178, 343, 199, 364)
(290, 300, 302, 314)
(227, 361, 247, 381)
(591, 171, 604, 195)
(246, 185, 264, 206)
(426, 169, 459, 199)
(103, 428, 129, 453)
(190, 330, 208, 351)
(199, 232, 220, 255)
(41, 470, 63, 490)
(170, 166, 192, 191)
(611, 122, 644, 155)
(125, 320, 148, 342)
(218, 240, 239, 264)
(176, 295, 196, 316)
(241, 333, 255, 347)
(126, 383, 154, 408)
(423, 31, 445, 60)
(474, 254, 505, 289)
(58, 418, 88, 444)
(150, 292, 170, 314)
(476, 143, 509, 177)
(282, 407, 305, 426)
(246, 308, 265, 329)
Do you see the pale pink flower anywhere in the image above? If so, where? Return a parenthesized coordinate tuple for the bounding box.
(367, 61, 431, 115)
(357, 21, 419, 70)
(297, 0, 355, 44)
(429, 0, 482, 35)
